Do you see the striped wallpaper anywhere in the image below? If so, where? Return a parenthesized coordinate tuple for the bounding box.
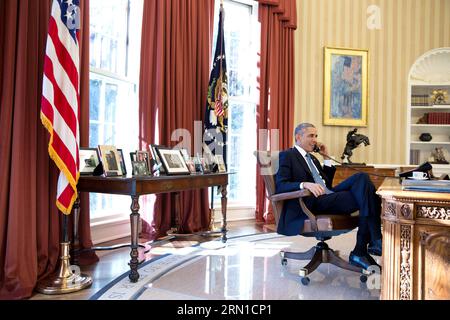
(294, 0, 450, 165)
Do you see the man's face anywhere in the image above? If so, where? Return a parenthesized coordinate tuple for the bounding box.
(296, 127, 318, 152)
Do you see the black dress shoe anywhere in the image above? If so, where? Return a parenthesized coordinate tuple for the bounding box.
(368, 239, 382, 256)
(364, 254, 382, 273)
(349, 251, 381, 271)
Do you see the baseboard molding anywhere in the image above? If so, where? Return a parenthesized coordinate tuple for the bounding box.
(91, 207, 256, 244)
(91, 217, 131, 245)
(212, 206, 255, 222)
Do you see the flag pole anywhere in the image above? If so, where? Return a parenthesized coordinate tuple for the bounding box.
(199, 0, 226, 237)
(37, 0, 92, 294)
(36, 204, 92, 294)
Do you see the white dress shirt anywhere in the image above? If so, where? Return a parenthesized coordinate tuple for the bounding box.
(294, 145, 332, 189)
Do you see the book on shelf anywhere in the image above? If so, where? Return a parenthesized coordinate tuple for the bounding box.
(402, 179, 450, 193)
(428, 112, 450, 124)
(409, 149, 420, 165)
(411, 94, 430, 106)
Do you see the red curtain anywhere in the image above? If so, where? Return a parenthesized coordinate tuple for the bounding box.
(0, 0, 95, 299)
(139, 0, 215, 239)
(255, 0, 297, 223)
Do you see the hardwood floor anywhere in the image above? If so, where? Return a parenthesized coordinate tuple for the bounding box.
(30, 219, 274, 300)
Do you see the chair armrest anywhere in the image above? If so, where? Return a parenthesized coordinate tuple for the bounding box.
(269, 189, 318, 231)
(298, 198, 317, 231)
(269, 189, 311, 202)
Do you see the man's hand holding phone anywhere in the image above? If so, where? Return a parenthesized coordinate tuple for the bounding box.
(313, 143, 330, 158)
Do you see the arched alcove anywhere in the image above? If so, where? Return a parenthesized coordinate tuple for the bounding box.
(406, 47, 450, 175)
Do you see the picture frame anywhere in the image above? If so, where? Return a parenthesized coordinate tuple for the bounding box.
(185, 158, 196, 174)
(117, 149, 127, 176)
(323, 47, 368, 127)
(201, 157, 211, 174)
(131, 161, 149, 176)
(180, 148, 190, 162)
(149, 144, 166, 174)
(193, 156, 204, 174)
(98, 145, 123, 177)
(130, 152, 136, 163)
(79, 148, 101, 175)
(156, 147, 190, 175)
(215, 154, 227, 173)
(136, 150, 151, 173)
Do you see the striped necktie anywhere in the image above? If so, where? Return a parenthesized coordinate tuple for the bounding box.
(305, 153, 334, 194)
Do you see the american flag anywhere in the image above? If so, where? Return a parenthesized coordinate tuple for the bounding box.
(40, 0, 81, 215)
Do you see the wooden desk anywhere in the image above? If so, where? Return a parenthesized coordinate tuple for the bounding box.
(333, 165, 396, 189)
(73, 173, 228, 282)
(377, 179, 450, 300)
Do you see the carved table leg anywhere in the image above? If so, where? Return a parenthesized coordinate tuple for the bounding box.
(129, 195, 140, 282)
(71, 195, 81, 265)
(220, 185, 228, 243)
(171, 192, 181, 234)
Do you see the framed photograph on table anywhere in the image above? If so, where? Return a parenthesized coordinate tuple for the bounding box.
(180, 148, 190, 162)
(136, 150, 151, 172)
(98, 145, 123, 177)
(156, 147, 190, 175)
(323, 47, 368, 127)
(215, 154, 227, 173)
(149, 144, 166, 174)
(131, 161, 149, 176)
(79, 148, 100, 175)
(117, 149, 127, 176)
(185, 158, 196, 174)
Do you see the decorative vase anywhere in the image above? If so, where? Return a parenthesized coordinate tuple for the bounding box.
(419, 133, 432, 141)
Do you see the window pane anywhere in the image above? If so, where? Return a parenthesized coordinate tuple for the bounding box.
(90, 0, 129, 75)
(230, 103, 244, 131)
(89, 0, 143, 219)
(103, 124, 115, 145)
(105, 83, 118, 122)
(89, 79, 101, 120)
(89, 123, 99, 147)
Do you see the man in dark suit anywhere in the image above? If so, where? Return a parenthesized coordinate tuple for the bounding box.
(275, 123, 382, 270)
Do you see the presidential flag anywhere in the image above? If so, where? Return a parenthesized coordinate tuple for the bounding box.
(40, 0, 81, 215)
(204, 4, 228, 168)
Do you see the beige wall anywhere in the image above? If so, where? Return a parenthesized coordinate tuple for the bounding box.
(294, 0, 450, 165)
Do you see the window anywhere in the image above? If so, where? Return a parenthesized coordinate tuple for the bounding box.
(89, 0, 143, 219)
(212, 0, 259, 206)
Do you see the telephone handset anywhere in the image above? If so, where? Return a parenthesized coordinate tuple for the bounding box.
(313, 145, 320, 153)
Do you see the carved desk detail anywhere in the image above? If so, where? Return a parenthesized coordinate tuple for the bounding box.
(400, 204, 413, 219)
(384, 201, 397, 218)
(400, 225, 412, 300)
(377, 179, 450, 300)
(417, 206, 450, 220)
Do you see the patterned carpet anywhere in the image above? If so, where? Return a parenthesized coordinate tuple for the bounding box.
(90, 231, 381, 300)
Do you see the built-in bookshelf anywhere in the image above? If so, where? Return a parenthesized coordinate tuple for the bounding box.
(407, 47, 450, 176)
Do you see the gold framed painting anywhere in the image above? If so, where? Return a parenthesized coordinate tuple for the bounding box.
(323, 47, 368, 127)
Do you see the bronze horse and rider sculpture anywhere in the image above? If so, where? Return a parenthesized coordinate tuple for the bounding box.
(341, 128, 370, 164)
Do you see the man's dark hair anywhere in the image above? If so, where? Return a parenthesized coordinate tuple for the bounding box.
(294, 123, 315, 136)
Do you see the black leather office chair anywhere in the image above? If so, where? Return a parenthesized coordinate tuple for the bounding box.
(255, 151, 368, 285)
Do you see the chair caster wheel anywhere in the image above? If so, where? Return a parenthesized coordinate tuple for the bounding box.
(301, 277, 310, 286)
(281, 258, 287, 266)
(360, 274, 368, 283)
